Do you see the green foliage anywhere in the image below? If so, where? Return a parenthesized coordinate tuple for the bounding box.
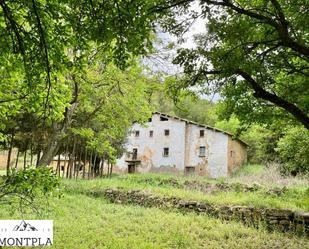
(166, 0, 309, 129)
(276, 126, 309, 175)
(215, 115, 241, 135)
(0, 167, 60, 214)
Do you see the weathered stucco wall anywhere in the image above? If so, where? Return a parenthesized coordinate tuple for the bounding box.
(116, 113, 245, 177)
(185, 125, 228, 177)
(117, 113, 186, 173)
(227, 137, 248, 174)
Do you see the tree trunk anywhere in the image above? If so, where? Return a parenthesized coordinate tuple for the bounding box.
(88, 151, 93, 180)
(83, 147, 87, 179)
(76, 145, 82, 179)
(70, 138, 76, 179)
(23, 149, 27, 170)
(56, 154, 61, 176)
(107, 159, 110, 176)
(30, 143, 33, 166)
(6, 133, 14, 176)
(93, 153, 97, 178)
(66, 151, 72, 179)
(36, 150, 41, 167)
(109, 163, 113, 177)
(15, 149, 19, 170)
(37, 100, 79, 167)
(100, 158, 104, 178)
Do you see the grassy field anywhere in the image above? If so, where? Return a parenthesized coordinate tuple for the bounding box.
(0, 186, 308, 248)
(63, 170, 309, 212)
(0, 165, 309, 248)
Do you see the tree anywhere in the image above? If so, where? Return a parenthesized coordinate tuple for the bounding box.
(0, 0, 168, 168)
(276, 126, 309, 175)
(0, 0, 165, 136)
(155, 0, 309, 129)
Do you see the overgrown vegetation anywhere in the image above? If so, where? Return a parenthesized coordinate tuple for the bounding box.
(62, 171, 309, 212)
(0, 175, 308, 249)
(0, 167, 60, 214)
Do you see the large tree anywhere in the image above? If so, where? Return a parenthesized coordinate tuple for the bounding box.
(155, 0, 309, 129)
(0, 0, 167, 167)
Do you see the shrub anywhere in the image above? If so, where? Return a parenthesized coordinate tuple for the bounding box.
(0, 167, 61, 214)
(276, 126, 309, 175)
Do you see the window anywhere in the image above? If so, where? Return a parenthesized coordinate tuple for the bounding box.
(200, 130, 205, 137)
(163, 147, 169, 157)
(164, 129, 170, 136)
(61, 166, 65, 171)
(230, 150, 234, 157)
(132, 148, 138, 159)
(134, 130, 140, 137)
(160, 116, 168, 121)
(199, 146, 206, 157)
(149, 130, 153, 137)
(185, 166, 195, 175)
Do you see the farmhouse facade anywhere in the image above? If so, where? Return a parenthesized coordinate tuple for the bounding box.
(116, 112, 247, 177)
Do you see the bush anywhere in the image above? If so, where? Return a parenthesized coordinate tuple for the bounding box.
(0, 167, 61, 214)
(276, 126, 309, 175)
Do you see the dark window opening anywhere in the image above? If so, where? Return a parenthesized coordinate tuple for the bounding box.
(132, 148, 138, 160)
(160, 116, 168, 121)
(164, 129, 170, 136)
(61, 166, 64, 171)
(199, 146, 206, 157)
(200, 130, 205, 137)
(163, 147, 169, 157)
(134, 130, 140, 137)
(185, 166, 195, 175)
(149, 130, 153, 137)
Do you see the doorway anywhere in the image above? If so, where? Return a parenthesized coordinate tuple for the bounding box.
(128, 164, 136, 173)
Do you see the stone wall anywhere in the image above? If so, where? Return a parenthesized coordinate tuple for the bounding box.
(99, 188, 309, 237)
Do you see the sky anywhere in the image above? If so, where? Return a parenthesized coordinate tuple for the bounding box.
(142, 1, 220, 101)
(144, 1, 206, 75)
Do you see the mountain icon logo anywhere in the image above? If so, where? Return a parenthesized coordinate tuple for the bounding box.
(13, 220, 38, 231)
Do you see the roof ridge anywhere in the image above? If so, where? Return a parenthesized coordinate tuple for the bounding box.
(154, 111, 248, 146)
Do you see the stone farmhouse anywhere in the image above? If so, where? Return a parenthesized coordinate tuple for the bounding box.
(116, 112, 248, 178)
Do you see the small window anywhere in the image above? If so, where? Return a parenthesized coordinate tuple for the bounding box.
(160, 116, 168, 121)
(134, 130, 140, 137)
(199, 146, 206, 157)
(132, 148, 138, 159)
(163, 148, 169, 157)
(164, 129, 170, 136)
(200, 130, 205, 137)
(61, 166, 64, 171)
(230, 150, 234, 157)
(149, 130, 153, 137)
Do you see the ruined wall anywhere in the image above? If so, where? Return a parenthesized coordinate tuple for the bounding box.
(116, 113, 186, 173)
(227, 137, 248, 174)
(102, 189, 309, 236)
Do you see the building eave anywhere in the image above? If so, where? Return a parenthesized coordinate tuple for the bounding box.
(153, 111, 249, 146)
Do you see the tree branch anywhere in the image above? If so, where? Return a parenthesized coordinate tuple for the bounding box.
(236, 69, 309, 129)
